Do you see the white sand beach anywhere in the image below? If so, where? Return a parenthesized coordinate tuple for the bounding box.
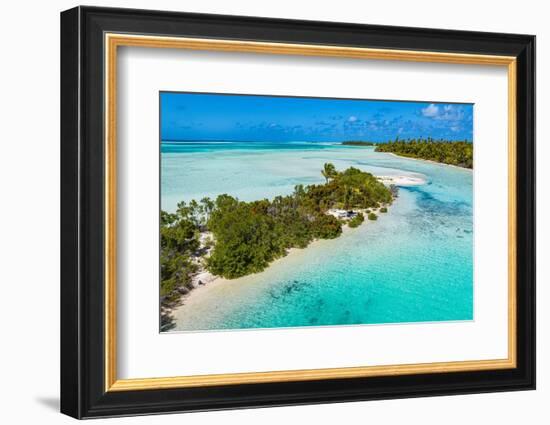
(384, 152, 473, 171)
(170, 226, 359, 330)
(376, 175, 426, 186)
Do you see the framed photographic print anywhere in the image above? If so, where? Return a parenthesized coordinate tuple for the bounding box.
(60, 6, 536, 419)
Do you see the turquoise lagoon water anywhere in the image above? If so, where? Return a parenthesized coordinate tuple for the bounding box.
(161, 141, 473, 330)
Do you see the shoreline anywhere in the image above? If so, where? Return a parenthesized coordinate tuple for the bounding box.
(169, 225, 358, 330)
(384, 152, 473, 171)
(176, 233, 342, 310)
(165, 201, 393, 329)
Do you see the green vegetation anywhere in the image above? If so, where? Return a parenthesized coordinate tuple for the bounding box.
(375, 138, 473, 168)
(321, 162, 337, 183)
(160, 197, 217, 303)
(206, 165, 391, 278)
(380, 207, 388, 213)
(159, 209, 200, 300)
(341, 141, 376, 146)
(160, 165, 394, 297)
(368, 212, 378, 221)
(348, 212, 365, 228)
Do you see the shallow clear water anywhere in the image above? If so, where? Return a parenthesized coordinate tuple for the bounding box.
(162, 141, 473, 330)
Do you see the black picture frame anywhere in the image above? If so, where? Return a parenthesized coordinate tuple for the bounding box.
(61, 5, 535, 419)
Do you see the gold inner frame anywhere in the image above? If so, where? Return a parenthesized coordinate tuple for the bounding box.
(104, 33, 517, 392)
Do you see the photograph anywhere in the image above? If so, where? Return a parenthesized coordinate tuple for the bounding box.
(159, 92, 474, 332)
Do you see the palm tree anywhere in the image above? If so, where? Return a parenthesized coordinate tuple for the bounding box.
(321, 162, 337, 183)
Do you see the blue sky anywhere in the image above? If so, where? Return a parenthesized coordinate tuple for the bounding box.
(160, 92, 473, 142)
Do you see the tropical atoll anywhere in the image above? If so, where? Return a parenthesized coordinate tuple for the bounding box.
(160, 165, 395, 309)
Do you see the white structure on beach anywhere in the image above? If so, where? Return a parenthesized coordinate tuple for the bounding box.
(327, 209, 357, 220)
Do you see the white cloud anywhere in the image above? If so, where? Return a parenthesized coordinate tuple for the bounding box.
(348, 115, 357, 122)
(439, 105, 463, 121)
(422, 103, 465, 122)
(421, 104, 439, 117)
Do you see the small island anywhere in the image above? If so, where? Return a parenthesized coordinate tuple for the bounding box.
(160, 165, 396, 326)
(375, 138, 473, 168)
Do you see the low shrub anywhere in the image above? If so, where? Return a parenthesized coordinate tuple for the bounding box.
(348, 212, 364, 228)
